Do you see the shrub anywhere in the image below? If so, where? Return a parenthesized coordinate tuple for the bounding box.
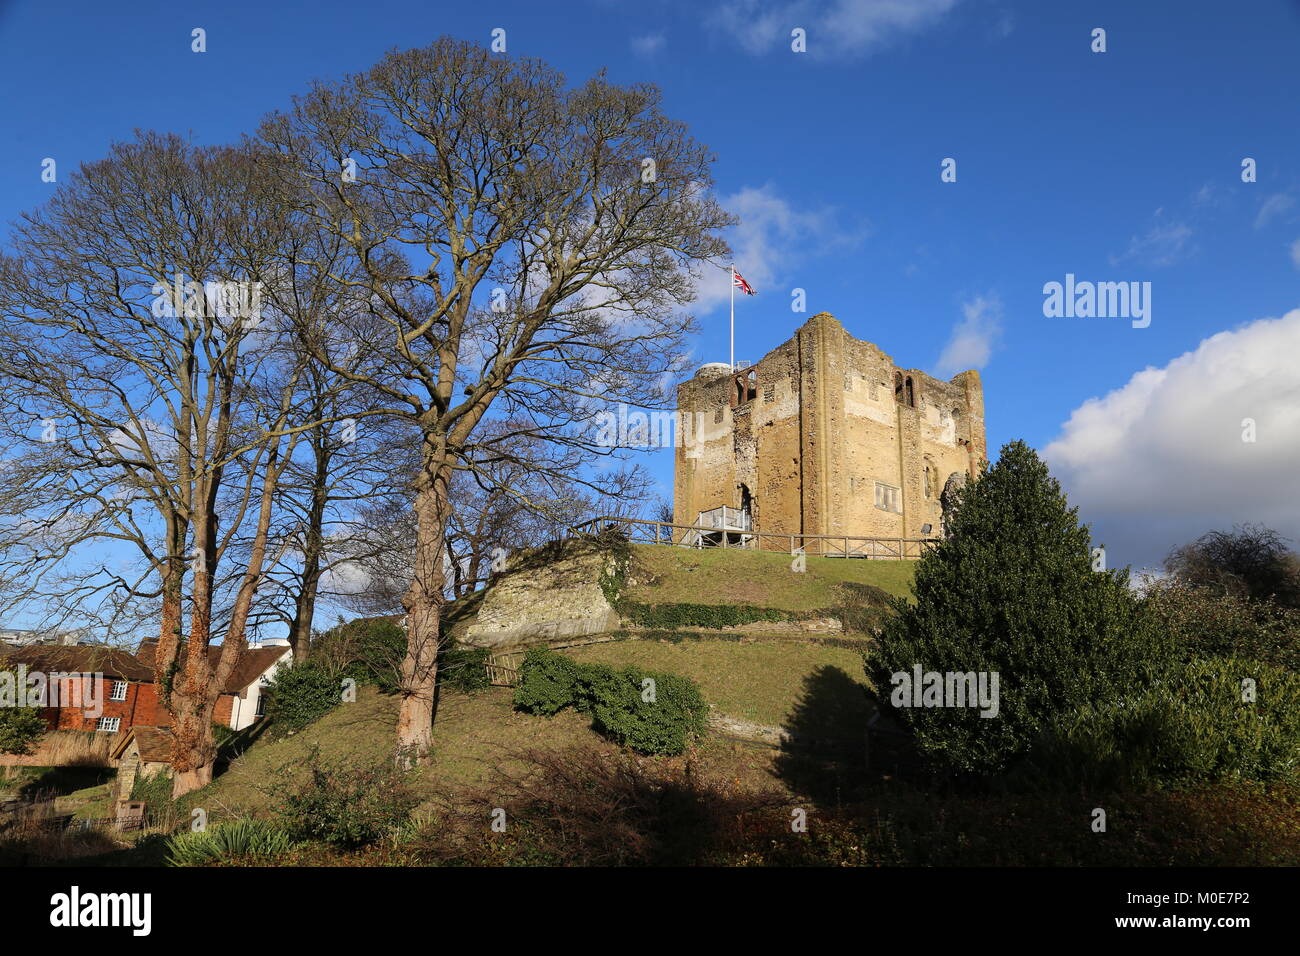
(314, 617, 406, 692)
(1165, 523, 1300, 609)
(130, 768, 175, 813)
(867, 440, 1173, 775)
(1143, 579, 1300, 672)
(268, 746, 420, 849)
(439, 645, 491, 693)
(514, 648, 707, 756)
(585, 665, 708, 756)
(618, 601, 792, 630)
(0, 670, 45, 755)
(1018, 657, 1300, 790)
(263, 660, 341, 733)
(165, 819, 296, 866)
(513, 646, 585, 715)
(833, 582, 894, 635)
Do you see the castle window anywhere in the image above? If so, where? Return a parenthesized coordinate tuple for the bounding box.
(874, 481, 902, 514)
(894, 372, 916, 408)
(733, 369, 757, 406)
(924, 465, 933, 499)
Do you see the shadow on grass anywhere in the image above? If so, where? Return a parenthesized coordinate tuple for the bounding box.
(13, 763, 114, 799)
(772, 664, 873, 806)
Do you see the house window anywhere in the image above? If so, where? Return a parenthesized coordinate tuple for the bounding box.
(255, 693, 268, 718)
(109, 680, 128, 702)
(97, 717, 121, 733)
(875, 481, 902, 514)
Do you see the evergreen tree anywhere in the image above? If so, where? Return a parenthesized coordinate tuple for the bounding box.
(0, 667, 46, 755)
(867, 440, 1170, 774)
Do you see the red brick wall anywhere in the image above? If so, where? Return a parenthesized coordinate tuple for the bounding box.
(40, 675, 153, 733)
(36, 677, 237, 733)
(214, 694, 235, 728)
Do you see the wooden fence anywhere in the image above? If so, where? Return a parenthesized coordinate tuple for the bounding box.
(571, 515, 937, 560)
(485, 651, 523, 687)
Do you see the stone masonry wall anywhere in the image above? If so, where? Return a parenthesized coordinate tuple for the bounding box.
(674, 312, 987, 544)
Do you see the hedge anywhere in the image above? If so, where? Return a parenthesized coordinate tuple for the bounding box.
(513, 648, 707, 755)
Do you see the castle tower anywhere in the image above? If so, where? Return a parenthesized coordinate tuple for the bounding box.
(673, 312, 987, 550)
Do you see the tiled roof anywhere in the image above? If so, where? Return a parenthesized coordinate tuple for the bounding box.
(0, 645, 153, 681)
(135, 641, 290, 694)
(111, 725, 175, 763)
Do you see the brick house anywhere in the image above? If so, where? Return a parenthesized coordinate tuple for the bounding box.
(0, 645, 165, 735)
(2, 640, 290, 736)
(135, 639, 292, 731)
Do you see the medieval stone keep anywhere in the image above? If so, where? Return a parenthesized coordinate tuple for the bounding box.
(673, 312, 987, 551)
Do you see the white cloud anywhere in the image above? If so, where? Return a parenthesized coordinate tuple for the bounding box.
(1109, 211, 1195, 268)
(631, 32, 666, 57)
(1043, 307, 1300, 570)
(709, 0, 961, 58)
(1254, 192, 1295, 230)
(935, 293, 1001, 375)
(689, 182, 867, 315)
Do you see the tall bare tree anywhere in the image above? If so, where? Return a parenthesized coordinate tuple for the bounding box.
(0, 134, 320, 794)
(259, 38, 732, 757)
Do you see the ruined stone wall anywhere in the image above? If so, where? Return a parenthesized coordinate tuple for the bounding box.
(674, 312, 987, 544)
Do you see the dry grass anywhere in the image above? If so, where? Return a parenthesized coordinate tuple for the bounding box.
(0, 730, 114, 769)
(171, 685, 633, 822)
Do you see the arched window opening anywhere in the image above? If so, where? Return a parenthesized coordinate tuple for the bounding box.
(733, 369, 757, 405)
(894, 371, 916, 408)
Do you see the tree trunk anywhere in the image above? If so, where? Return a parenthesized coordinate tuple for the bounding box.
(170, 499, 219, 799)
(289, 557, 321, 663)
(169, 689, 219, 799)
(288, 424, 331, 662)
(397, 442, 452, 763)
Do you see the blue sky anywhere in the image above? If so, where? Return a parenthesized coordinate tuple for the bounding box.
(1, 0, 1298, 574)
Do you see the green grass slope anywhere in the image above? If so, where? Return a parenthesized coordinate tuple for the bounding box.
(623, 544, 916, 609)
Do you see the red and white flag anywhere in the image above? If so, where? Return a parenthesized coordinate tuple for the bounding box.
(732, 269, 756, 296)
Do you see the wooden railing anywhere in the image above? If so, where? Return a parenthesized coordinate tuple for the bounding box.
(485, 651, 524, 687)
(570, 515, 937, 560)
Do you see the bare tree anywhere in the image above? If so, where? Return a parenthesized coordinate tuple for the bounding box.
(0, 134, 321, 795)
(1165, 523, 1300, 609)
(258, 38, 732, 758)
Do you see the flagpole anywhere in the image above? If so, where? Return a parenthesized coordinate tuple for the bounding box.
(729, 265, 735, 371)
